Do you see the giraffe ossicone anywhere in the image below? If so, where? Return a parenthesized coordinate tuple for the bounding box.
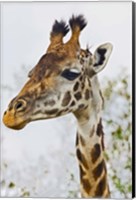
(3, 15, 113, 198)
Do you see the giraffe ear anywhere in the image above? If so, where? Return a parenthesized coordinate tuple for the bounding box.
(92, 43, 113, 73)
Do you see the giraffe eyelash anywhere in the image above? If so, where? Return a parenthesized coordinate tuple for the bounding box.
(61, 68, 81, 81)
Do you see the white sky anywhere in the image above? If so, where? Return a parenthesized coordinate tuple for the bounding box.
(1, 2, 132, 161)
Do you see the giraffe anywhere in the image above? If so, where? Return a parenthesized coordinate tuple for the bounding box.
(3, 15, 113, 198)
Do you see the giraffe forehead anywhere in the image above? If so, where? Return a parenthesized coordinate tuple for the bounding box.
(29, 52, 79, 81)
(30, 53, 64, 78)
(28, 46, 92, 83)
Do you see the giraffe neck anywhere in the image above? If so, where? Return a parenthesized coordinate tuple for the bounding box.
(75, 76, 110, 198)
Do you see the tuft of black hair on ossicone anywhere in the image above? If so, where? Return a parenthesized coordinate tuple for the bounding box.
(51, 20, 69, 37)
(69, 15, 87, 31)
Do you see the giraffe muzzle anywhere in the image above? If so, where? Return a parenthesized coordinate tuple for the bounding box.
(3, 110, 29, 130)
(3, 99, 31, 130)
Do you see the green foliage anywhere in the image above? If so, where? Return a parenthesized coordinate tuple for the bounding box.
(20, 191, 30, 197)
(67, 172, 80, 198)
(8, 182, 15, 188)
(103, 69, 132, 198)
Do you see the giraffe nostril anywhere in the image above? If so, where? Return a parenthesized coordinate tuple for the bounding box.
(16, 102, 23, 109)
(14, 100, 27, 112)
(4, 111, 7, 115)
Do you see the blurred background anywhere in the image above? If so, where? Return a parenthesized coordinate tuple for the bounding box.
(0, 2, 132, 198)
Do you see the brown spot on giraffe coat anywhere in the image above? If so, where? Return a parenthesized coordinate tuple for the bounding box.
(76, 148, 89, 169)
(45, 108, 59, 115)
(80, 135, 86, 146)
(91, 143, 101, 163)
(96, 119, 103, 137)
(96, 119, 105, 150)
(70, 100, 76, 107)
(93, 159, 105, 181)
(82, 178, 91, 194)
(95, 174, 107, 197)
(74, 92, 82, 100)
(76, 134, 79, 146)
(78, 104, 85, 110)
(73, 82, 79, 91)
(62, 91, 71, 107)
(79, 165, 86, 181)
(85, 89, 90, 100)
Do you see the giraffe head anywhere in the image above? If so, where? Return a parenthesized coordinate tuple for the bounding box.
(3, 15, 113, 130)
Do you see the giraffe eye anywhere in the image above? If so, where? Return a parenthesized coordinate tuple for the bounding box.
(61, 69, 81, 81)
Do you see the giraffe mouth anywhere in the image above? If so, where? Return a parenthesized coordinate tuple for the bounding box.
(8, 121, 28, 130)
(3, 118, 28, 130)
